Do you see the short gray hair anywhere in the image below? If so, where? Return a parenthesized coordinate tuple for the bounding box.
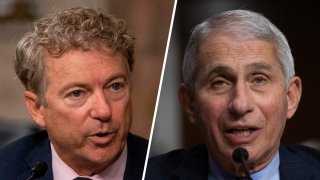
(183, 10, 294, 90)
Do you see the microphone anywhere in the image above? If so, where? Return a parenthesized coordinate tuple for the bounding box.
(232, 148, 252, 180)
(26, 161, 48, 180)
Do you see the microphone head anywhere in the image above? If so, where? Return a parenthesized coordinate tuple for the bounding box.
(31, 161, 48, 178)
(232, 147, 249, 163)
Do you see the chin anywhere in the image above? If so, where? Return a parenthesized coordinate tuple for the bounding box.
(85, 154, 115, 169)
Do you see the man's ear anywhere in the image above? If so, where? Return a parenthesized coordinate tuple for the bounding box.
(24, 90, 46, 128)
(178, 83, 197, 124)
(287, 76, 302, 119)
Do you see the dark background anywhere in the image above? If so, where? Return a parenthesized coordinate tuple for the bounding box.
(174, 0, 320, 147)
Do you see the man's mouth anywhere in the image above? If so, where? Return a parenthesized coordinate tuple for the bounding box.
(89, 131, 116, 145)
(226, 128, 256, 136)
(95, 132, 109, 137)
(224, 127, 260, 144)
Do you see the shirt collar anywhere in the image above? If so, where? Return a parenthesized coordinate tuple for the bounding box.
(250, 151, 280, 180)
(51, 143, 127, 180)
(208, 151, 280, 180)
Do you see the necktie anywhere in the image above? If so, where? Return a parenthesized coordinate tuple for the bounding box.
(73, 177, 92, 180)
(235, 177, 252, 180)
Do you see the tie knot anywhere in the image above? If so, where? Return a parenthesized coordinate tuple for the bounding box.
(73, 177, 92, 180)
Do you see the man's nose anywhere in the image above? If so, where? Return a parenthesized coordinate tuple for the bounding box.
(90, 92, 112, 121)
(228, 82, 254, 118)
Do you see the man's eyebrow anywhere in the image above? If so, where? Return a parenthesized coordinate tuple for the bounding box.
(103, 74, 131, 89)
(104, 73, 128, 84)
(205, 62, 273, 79)
(207, 65, 234, 78)
(246, 62, 273, 72)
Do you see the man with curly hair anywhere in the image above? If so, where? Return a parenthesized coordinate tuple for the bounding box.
(0, 7, 147, 180)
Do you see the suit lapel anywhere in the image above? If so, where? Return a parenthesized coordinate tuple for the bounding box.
(124, 133, 148, 180)
(18, 131, 53, 180)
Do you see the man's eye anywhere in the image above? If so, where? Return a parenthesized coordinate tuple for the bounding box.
(253, 76, 267, 84)
(213, 80, 226, 87)
(111, 83, 123, 90)
(70, 90, 82, 97)
(211, 77, 230, 88)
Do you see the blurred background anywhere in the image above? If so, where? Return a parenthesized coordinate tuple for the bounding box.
(150, 0, 320, 156)
(0, 0, 174, 147)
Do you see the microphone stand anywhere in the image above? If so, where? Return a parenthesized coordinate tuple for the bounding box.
(26, 161, 48, 180)
(232, 148, 253, 180)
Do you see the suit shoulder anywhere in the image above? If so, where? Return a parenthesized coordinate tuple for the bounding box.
(280, 144, 320, 165)
(149, 148, 192, 167)
(279, 144, 320, 178)
(127, 133, 148, 153)
(281, 144, 320, 157)
(0, 130, 49, 178)
(0, 130, 48, 159)
(127, 133, 148, 146)
(146, 145, 207, 179)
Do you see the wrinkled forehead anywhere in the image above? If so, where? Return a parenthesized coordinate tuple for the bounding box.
(197, 34, 278, 66)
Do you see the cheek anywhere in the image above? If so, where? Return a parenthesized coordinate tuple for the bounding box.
(113, 98, 132, 133)
(258, 93, 288, 138)
(43, 103, 89, 143)
(194, 94, 227, 122)
(194, 97, 225, 138)
(46, 105, 86, 124)
(263, 91, 288, 119)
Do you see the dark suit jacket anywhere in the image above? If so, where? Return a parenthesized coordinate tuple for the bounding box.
(0, 130, 148, 180)
(146, 144, 320, 180)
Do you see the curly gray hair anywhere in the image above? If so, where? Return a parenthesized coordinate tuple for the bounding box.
(15, 7, 135, 104)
